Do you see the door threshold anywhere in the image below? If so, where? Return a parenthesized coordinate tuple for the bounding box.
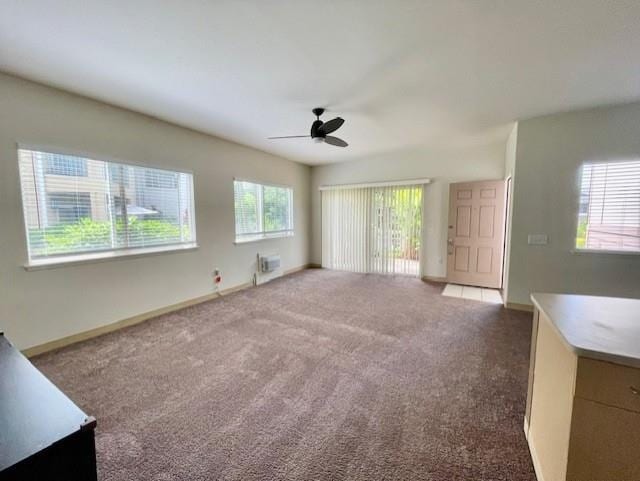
(442, 283, 503, 304)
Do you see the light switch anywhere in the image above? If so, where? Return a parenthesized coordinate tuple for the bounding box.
(528, 234, 548, 245)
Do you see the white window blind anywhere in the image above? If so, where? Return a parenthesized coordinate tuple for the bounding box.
(322, 184, 423, 276)
(234, 180, 293, 242)
(18, 148, 196, 263)
(576, 160, 640, 252)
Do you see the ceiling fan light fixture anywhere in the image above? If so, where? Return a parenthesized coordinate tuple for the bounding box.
(268, 108, 348, 147)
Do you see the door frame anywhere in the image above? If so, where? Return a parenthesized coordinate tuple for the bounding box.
(501, 176, 513, 295)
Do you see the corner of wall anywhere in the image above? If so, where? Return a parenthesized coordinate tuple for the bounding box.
(502, 122, 518, 304)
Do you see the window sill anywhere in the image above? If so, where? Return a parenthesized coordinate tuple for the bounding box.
(24, 243, 199, 271)
(234, 233, 294, 245)
(571, 248, 640, 256)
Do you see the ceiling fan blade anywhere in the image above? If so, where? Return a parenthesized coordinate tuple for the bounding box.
(324, 136, 348, 147)
(318, 117, 344, 135)
(267, 135, 310, 139)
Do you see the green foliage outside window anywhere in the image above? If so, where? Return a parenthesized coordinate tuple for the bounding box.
(263, 186, 290, 232)
(234, 181, 292, 237)
(29, 217, 189, 256)
(576, 218, 588, 248)
(234, 189, 258, 233)
(374, 187, 422, 260)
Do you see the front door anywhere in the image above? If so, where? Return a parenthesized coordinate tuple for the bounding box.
(447, 180, 507, 288)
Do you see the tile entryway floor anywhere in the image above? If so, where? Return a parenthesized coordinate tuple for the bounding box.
(442, 284, 503, 304)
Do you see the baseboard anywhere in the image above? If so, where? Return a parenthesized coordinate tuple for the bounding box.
(284, 263, 317, 274)
(505, 302, 534, 312)
(421, 275, 447, 283)
(526, 430, 544, 481)
(23, 264, 312, 358)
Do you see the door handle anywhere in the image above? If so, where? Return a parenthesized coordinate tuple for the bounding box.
(447, 239, 454, 255)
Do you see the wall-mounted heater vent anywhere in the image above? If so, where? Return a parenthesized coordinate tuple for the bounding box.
(260, 255, 281, 273)
(255, 254, 283, 286)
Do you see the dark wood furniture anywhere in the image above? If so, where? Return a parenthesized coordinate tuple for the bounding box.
(0, 333, 97, 481)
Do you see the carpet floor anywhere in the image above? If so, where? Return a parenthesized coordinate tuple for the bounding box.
(34, 269, 536, 481)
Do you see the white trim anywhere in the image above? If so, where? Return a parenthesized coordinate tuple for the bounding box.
(234, 177, 294, 190)
(234, 232, 294, 244)
(319, 178, 432, 191)
(236, 229, 294, 237)
(571, 248, 640, 256)
(24, 243, 198, 271)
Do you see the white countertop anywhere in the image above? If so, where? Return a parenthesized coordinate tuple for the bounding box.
(531, 293, 640, 368)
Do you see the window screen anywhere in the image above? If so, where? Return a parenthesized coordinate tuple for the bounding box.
(234, 180, 293, 241)
(576, 160, 640, 252)
(18, 148, 196, 262)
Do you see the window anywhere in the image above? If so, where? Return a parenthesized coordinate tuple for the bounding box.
(234, 180, 293, 242)
(44, 152, 88, 176)
(576, 160, 640, 252)
(18, 148, 196, 264)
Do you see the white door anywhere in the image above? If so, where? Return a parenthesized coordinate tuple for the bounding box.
(447, 180, 506, 288)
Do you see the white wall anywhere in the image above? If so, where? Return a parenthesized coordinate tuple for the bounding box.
(506, 102, 640, 305)
(0, 73, 311, 350)
(502, 124, 518, 302)
(311, 141, 506, 278)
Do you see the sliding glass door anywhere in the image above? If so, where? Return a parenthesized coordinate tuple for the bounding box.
(321, 184, 423, 276)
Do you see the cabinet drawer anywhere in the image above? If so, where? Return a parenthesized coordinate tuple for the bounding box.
(576, 358, 640, 413)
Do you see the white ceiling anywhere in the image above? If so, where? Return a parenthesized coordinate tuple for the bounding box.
(1, 0, 640, 165)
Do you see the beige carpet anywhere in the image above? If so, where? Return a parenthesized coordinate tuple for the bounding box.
(34, 269, 535, 481)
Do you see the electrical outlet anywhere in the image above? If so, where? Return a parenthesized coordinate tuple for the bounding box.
(212, 268, 222, 289)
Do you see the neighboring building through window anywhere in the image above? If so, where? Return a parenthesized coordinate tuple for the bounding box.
(45, 153, 88, 177)
(576, 160, 640, 252)
(108, 163, 130, 187)
(234, 180, 293, 242)
(144, 169, 178, 188)
(18, 148, 196, 263)
(47, 192, 92, 225)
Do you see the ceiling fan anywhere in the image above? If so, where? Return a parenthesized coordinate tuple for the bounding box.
(268, 108, 348, 147)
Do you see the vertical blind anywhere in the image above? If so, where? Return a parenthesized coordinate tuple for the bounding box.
(322, 184, 423, 276)
(234, 180, 293, 241)
(577, 160, 640, 252)
(18, 148, 196, 260)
